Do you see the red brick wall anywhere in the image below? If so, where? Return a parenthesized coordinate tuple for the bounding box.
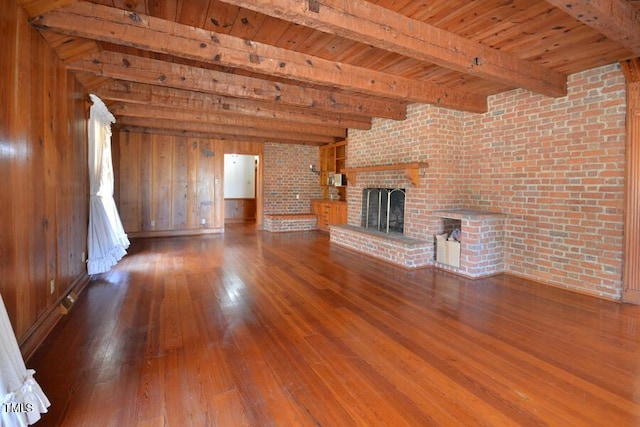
(263, 143, 323, 217)
(347, 64, 626, 300)
(348, 104, 465, 248)
(463, 64, 626, 299)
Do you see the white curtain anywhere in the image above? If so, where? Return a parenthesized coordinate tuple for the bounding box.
(0, 294, 50, 426)
(87, 94, 130, 275)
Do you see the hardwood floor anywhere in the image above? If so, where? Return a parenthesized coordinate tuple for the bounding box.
(28, 224, 640, 426)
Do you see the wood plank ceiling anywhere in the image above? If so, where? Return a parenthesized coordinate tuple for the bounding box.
(18, 0, 640, 145)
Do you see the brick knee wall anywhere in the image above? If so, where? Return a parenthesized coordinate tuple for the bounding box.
(264, 214, 318, 232)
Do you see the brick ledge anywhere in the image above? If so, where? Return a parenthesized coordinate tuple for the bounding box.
(330, 225, 432, 269)
(264, 213, 318, 232)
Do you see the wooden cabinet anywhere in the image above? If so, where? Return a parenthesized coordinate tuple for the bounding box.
(311, 200, 347, 232)
(314, 141, 348, 231)
(319, 140, 347, 201)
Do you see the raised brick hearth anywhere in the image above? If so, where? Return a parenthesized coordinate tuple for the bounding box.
(264, 213, 318, 232)
(331, 209, 506, 277)
(331, 224, 431, 269)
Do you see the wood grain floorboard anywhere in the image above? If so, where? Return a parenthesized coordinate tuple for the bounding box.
(27, 224, 640, 426)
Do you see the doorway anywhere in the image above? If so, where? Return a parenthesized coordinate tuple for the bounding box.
(224, 154, 259, 224)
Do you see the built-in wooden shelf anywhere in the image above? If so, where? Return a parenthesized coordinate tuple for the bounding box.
(342, 162, 429, 186)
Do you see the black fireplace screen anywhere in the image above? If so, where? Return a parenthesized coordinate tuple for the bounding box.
(361, 188, 406, 234)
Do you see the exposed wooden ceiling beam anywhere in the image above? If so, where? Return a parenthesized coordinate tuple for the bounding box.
(16, 0, 77, 17)
(116, 126, 325, 146)
(116, 117, 340, 145)
(72, 71, 112, 92)
(37, 31, 99, 63)
(95, 80, 372, 130)
(218, 0, 567, 97)
(31, 2, 488, 112)
(109, 102, 348, 138)
(68, 51, 406, 120)
(545, 0, 640, 57)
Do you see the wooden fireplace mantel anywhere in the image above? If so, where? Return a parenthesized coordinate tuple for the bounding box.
(342, 162, 429, 186)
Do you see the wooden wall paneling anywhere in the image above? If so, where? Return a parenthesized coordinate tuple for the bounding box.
(140, 133, 153, 232)
(14, 3, 31, 332)
(26, 22, 47, 335)
(12, 14, 31, 333)
(1, 0, 90, 356)
(185, 138, 200, 230)
(224, 199, 257, 222)
(223, 140, 264, 155)
(625, 109, 640, 302)
(152, 135, 173, 231)
(215, 139, 225, 229)
(116, 132, 227, 236)
(196, 140, 218, 229)
(622, 60, 640, 302)
(171, 137, 189, 230)
(54, 57, 69, 304)
(111, 125, 121, 207)
(256, 150, 263, 228)
(43, 40, 60, 310)
(67, 76, 89, 284)
(119, 132, 142, 232)
(0, 0, 20, 328)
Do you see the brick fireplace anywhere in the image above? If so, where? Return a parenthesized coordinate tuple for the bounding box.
(330, 166, 437, 270)
(361, 188, 406, 234)
(328, 64, 626, 298)
(328, 104, 508, 277)
(330, 172, 507, 278)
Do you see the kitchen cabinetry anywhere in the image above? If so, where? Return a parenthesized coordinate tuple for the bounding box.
(319, 140, 347, 201)
(311, 200, 347, 232)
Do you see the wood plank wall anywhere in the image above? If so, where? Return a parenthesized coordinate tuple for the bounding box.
(224, 199, 257, 223)
(115, 132, 264, 236)
(0, 0, 89, 358)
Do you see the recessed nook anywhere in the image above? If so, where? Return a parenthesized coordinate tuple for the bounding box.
(434, 209, 507, 278)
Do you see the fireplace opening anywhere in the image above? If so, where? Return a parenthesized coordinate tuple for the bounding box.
(361, 188, 406, 234)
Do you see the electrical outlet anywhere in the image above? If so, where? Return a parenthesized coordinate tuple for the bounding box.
(59, 291, 78, 315)
(151, 220, 156, 227)
(50, 279, 55, 295)
(201, 218, 206, 225)
(81, 251, 85, 263)
(295, 193, 300, 200)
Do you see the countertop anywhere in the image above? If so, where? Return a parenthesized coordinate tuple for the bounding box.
(433, 209, 506, 220)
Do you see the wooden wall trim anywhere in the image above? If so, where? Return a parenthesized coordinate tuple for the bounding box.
(126, 228, 224, 239)
(622, 59, 640, 303)
(21, 273, 90, 362)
